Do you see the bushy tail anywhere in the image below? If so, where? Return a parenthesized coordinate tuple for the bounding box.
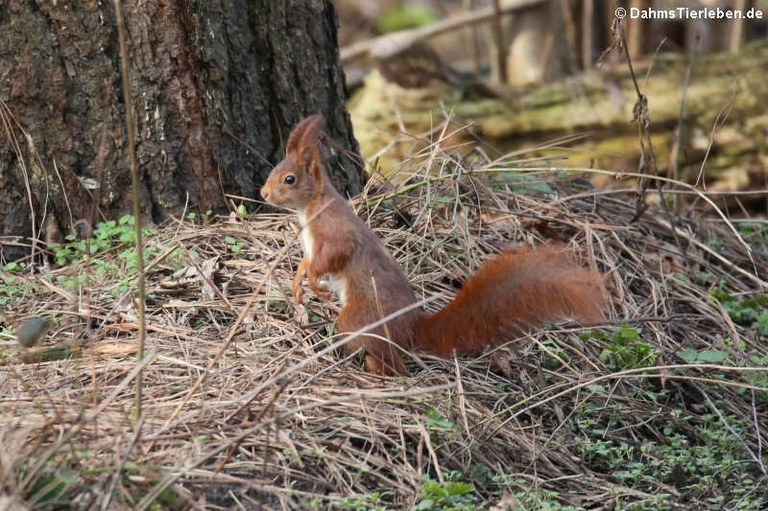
(414, 245, 608, 358)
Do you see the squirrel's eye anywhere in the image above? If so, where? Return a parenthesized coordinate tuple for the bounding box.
(284, 175, 296, 185)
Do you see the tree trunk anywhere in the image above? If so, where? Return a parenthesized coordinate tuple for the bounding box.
(0, 0, 362, 261)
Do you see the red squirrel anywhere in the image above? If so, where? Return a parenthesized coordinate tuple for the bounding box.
(260, 115, 608, 375)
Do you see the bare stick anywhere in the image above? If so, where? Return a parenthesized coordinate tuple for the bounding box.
(581, 0, 593, 70)
(340, 0, 545, 64)
(114, 0, 147, 421)
(491, 0, 508, 84)
(670, 37, 698, 214)
(730, 0, 746, 53)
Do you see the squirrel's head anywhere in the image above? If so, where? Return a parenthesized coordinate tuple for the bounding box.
(260, 115, 326, 210)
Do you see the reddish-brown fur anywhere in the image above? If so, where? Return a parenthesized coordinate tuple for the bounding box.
(261, 115, 609, 375)
(415, 246, 606, 357)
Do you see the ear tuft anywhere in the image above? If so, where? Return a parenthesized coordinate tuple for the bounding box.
(284, 114, 325, 156)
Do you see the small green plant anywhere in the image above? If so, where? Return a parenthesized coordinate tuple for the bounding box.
(414, 475, 476, 511)
(0, 272, 30, 306)
(758, 311, 768, 336)
(710, 286, 767, 335)
(332, 491, 394, 511)
(425, 409, 454, 432)
(738, 222, 768, 242)
(224, 235, 243, 254)
(184, 209, 215, 224)
(572, 404, 764, 510)
(2, 261, 22, 271)
(466, 463, 495, 487)
(47, 215, 147, 265)
(497, 476, 582, 510)
(592, 325, 660, 370)
(53, 273, 88, 293)
(120, 245, 159, 272)
(679, 347, 729, 364)
(538, 340, 570, 369)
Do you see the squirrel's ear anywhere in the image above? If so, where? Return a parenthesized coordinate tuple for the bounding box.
(285, 114, 325, 156)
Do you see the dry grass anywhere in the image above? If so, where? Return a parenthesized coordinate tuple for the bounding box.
(1, 151, 767, 510)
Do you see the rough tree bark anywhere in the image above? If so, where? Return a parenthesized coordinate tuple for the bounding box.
(0, 0, 363, 261)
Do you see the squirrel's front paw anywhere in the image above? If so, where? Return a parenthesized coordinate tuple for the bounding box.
(293, 286, 305, 305)
(310, 282, 332, 300)
(292, 262, 308, 305)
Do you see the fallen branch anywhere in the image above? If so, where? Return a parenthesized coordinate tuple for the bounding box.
(340, 0, 545, 64)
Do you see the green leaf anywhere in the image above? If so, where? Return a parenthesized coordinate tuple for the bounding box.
(616, 326, 641, 341)
(680, 348, 699, 363)
(425, 409, 454, 430)
(377, 5, 439, 33)
(697, 350, 728, 363)
(443, 481, 474, 495)
(757, 310, 768, 336)
(414, 499, 434, 510)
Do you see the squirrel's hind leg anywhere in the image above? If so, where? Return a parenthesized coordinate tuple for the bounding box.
(339, 307, 405, 376)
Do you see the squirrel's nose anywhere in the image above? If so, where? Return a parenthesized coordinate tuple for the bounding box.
(260, 186, 269, 201)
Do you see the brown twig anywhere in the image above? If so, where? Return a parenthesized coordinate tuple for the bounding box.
(114, 0, 147, 421)
(340, 0, 545, 64)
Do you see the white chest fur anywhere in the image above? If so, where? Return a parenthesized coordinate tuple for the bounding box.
(296, 209, 347, 305)
(296, 209, 314, 260)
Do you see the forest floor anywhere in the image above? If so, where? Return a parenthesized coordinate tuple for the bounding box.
(1, 150, 768, 510)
